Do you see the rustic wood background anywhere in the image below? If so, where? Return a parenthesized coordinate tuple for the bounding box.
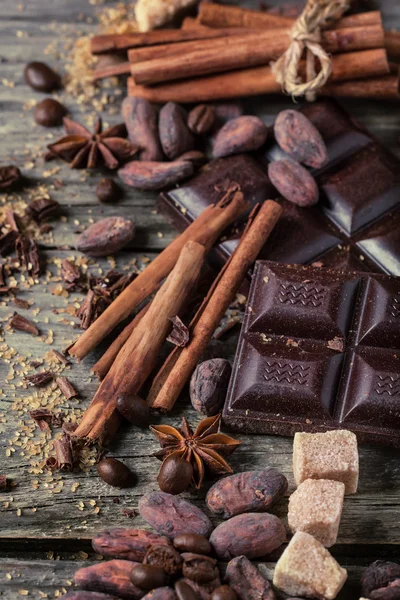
(0, 1, 399, 598)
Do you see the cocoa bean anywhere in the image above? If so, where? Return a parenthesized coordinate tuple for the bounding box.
(118, 160, 193, 191)
(131, 564, 167, 590)
(62, 593, 119, 600)
(74, 559, 144, 600)
(121, 97, 163, 162)
(210, 513, 286, 560)
(226, 556, 275, 600)
(77, 217, 135, 257)
(268, 159, 319, 207)
(183, 577, 221, 600)
(144, 544, 183, 576)
(370, 580, 400, 600)
(274, 109, 328, 168)
(211, 586, 238, 600)
(190, 359, 231, 416)
(139, 492, 213, 539)
(159, 103, 195, 160)
(188, 105, 215, 135)
(175, 581, 201, 600)
(92, 528, 171, 562)
(178, 151, 208, 169)
(362, 561, 400, 596)
(141, 588, 177, 600)
(213, 116, 267, 158)
(182, 553, 219, 584)
(173, 534, 212, 556)
(206, 468, 288, 519)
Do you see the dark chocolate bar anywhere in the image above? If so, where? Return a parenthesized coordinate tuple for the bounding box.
(223, 261, 400, 447)
(158, 99, 400, 276)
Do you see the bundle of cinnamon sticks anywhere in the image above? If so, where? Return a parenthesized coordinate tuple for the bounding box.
(91, 3, 400, 102)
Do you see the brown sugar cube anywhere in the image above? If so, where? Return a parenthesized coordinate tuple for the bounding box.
(288, 479, 345, 547)
(293, 430, 359, 494)
(273, 531, 347, 599)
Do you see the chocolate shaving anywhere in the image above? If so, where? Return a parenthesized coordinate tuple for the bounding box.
(25, 371, 53, 387)
(16, 235, 41, 277)
(0, 165, 22, 190)
(77, 289, 97, 329)
(122, 508, 138, 518)
(61, 259, 86, 291)
(0, 475, 7, 491)
(62, 421, 77, 435)
(40, 223, 53, 234)
(53, 434, 74, 471)
(50, 349, 70, 365)
(13, 297, 30, 310)
(9, 311, 39, 336)
(26, 197, 60, 223)
(0, 230, 18, 256)
(56, 376, 78, 399)
(167, 315, 190, 347)
(30, 408, 54, 431)
(29, 359, 43, 368)
(327, 336, 345, 352)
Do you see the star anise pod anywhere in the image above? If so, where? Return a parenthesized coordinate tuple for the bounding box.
(47, 117, 139, 169)
(150, 414, 241, 489)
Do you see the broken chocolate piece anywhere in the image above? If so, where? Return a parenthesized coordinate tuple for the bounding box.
(9, 311, 39, 336)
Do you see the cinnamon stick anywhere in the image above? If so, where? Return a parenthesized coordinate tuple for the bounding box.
(147, 200, 282, 412)
(385, 30, 400, 61)
(181, 17, 206, 30)
(73, 240, 206, 443)
(130, 27, 385, 86)
(198, 3, 381, 30)
(93, 62, 131, 81)
(128, 48, 390, 103)
(92, 303, 151, 379)
(325, 72, 399, 100)
(67, 190, 249, 361)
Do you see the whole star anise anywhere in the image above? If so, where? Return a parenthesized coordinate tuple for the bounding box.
(47, 117, 139, 169)
(150, 414, 241, 489)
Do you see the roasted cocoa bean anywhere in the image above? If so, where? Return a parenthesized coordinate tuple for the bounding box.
(116, 395, 151, 428)
(362, 561, 400, 596)
(77, 217, 135, 257)
(131, 564, 167, 590)
(190, 359, 231, 416)
(97, 458, 136, 488)
(188, 105, 215, 135)
(141, 588, 177, 600)
(144, 544, 183, 576)
(74, 559, 143, 600)
(159, 102, 195, 160)
(121, 97, 163, 161)
(178, 151, 207, 169)
(213, 116, 267, 158)
(226, 556, 275, 600)
(96, 178, 123, 204)
(210, 513, 286, 560)
(206, 468, 288, 519)
(274, 109, 328, 168)
(211, 586, 238, 600)
(182, 553, 219, 584)
(183, 577, 221, 600)
(268, 159, 319, 207)
(157, 455, 193, 495)
(34, 98, 67, 127)
(62, 593, 120, 600)
(92, 528, 171, 562)
(24, 61, 61, 92)
(175, 581, 200, 600)
(139, 492, 213, 539)
(118, 160, 193, 190)
(370, 580, 400, 600)
(173, 534, 212, 556)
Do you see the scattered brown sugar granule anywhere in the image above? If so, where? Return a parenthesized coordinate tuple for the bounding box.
(293, 430, 359, 494)
(288, 479, 345, 547)
(273, 531, 347, 600)
(9, 312, 40, 336)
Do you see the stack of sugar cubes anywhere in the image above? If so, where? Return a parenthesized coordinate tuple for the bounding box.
(273, 429, 359, 600)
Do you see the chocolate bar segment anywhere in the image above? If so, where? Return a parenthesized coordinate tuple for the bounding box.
(223, 261, 400, 447)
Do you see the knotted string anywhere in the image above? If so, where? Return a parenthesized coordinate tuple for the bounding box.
(271, 0, 350, 101)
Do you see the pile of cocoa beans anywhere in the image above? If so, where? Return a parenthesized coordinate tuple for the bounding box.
(64, 468, 291, 600)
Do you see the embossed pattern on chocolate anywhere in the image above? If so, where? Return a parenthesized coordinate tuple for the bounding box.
(223, 261, 400, 446)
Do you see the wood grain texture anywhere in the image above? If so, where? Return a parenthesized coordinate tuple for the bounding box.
(0, 0, 400, 598)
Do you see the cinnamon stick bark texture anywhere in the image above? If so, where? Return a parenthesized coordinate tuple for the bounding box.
(325, 73, 399, 99)
(147, 200, 282, 413)
(128, 48, 390, 103)
(74, 241, 205, 442)
(130, 27, 385, 86)
(68, 191, 249, 361)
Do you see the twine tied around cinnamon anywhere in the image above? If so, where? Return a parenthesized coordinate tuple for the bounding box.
(271, 0, 350, 100)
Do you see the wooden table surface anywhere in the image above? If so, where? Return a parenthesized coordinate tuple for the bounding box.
(0, 1, 399, 598)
